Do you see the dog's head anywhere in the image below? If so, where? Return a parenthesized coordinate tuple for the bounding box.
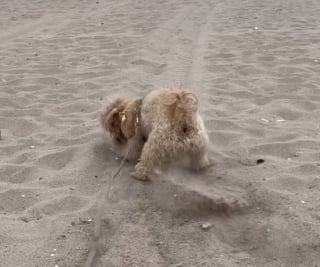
(165, 90, 199, 138)
(101, 97, 142, 145)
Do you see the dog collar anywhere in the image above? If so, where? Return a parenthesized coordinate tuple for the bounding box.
(135, 105, 141, 126)
(121, 113, 127, 122)
(119, 105, 141, 126)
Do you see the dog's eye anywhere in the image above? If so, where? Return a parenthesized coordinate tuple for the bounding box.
(182, 126, 188, 134)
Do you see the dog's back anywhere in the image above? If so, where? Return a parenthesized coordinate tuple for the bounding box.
(140, 88, 198, 134)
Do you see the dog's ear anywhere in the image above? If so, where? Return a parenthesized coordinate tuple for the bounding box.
(101, 107, 118, 132)
(100, 99, 127, 144)
(121, 98, 142, 139)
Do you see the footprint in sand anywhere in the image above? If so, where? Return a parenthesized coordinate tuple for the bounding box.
(130, 58, 167, 75)
(31, 195, 87, 216)
(0, 165, 37, 184)
(265, 174, 308, 193)
(208, 130, 241, 148)
(0, 188, 39, 213)
(37, 148, 75, 170)
(0, 117, 37, 137)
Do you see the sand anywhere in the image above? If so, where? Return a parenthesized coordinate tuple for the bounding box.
(1, 0, 320, 266)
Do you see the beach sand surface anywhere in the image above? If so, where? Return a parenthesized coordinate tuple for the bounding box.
(0, 0, 320, 266)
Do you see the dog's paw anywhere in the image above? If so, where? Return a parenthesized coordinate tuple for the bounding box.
(130, 171, 150, 181)
(191, 158, 214, 172)
(131, 164, 151, 181)
(202, 158, 215, 169)
(132, 162, 151, 181)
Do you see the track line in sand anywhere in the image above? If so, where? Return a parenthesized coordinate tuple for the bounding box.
(111, 0, 212, 91)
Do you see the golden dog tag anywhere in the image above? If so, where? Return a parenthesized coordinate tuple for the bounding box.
(121, 113, 126, 122)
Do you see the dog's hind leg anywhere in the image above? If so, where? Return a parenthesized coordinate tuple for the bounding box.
(189, 149, 211, 171)
(188, 132, 211, 171)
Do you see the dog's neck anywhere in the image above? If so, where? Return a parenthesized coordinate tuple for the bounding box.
(119, 98, 143, 128)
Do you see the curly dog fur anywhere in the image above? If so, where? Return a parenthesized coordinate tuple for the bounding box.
(100, 88, 210, 180)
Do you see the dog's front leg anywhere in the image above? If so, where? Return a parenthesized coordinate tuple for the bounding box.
(126, 135, 145, 163)
(131, 130, 169, 181)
